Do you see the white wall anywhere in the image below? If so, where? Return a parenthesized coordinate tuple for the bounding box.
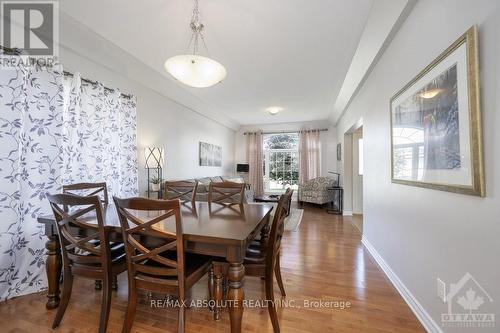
(234, 120, 338, 178)
(58, 15, 235, 194)
(337, 0, 500, 331)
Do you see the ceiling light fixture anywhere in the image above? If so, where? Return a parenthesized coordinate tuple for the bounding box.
(266, 106, 283, 115)
(164, 0, 226, 88)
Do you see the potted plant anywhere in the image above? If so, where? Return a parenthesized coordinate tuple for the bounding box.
(150, 176, 162, 192)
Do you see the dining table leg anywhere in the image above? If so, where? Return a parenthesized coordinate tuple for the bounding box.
(227, 262, 245, 333)
(213, 263, 224, 320)
(45, 234, 62, 309)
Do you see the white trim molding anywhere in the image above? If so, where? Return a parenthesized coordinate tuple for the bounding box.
(361, 236, 443, 333)
(343, 210, 353, 216)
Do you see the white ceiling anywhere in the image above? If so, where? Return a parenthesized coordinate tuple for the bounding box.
(60, 0, 373, 127)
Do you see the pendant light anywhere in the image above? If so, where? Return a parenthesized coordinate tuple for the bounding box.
(164, 0, 226, 88)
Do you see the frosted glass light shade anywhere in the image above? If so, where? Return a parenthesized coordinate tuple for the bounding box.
(266, 106, 283, 115)
(164, 54, 227, 88)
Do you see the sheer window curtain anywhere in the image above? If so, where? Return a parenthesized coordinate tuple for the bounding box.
(247, 131, 264, 196)
(0, 62, 138, 300)
(299, 130, 321, 184)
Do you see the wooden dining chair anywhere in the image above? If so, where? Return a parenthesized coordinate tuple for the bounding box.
(164, 180, 198, 204)
(113, 196, 212, 333)
(211, 188, 293, 332)
(208, 181, 245, 207)
(46, 193, 127, 333)
(63, 182, 118, 290)
(63, 182, 109, 205)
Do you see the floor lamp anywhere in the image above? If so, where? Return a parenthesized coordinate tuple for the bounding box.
(145, 147, 164, 198)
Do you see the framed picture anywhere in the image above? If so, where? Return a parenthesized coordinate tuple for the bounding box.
(390, 26, 484, 196)
(199, 142, 222, 167)
(337, 143, 342, 161)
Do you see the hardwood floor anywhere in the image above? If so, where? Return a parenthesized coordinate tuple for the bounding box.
(351, 214, 363, 234)
(0, 203, 424, 332)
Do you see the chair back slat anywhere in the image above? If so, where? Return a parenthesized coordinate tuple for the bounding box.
(63, 182, 109, 205)
(61, 229, 101, 255)
(165, 180, 198, 203)
(113, 197, 186, 280)
(128, 236, 178, 268)
(266, 189, 293, 267)
(46, 193, 109, 268)
(208, 181, 245, 206)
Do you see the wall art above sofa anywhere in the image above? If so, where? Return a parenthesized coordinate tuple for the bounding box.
(199, 142, 222, 167)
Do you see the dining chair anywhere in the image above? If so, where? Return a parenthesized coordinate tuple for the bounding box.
(208, 181, 245, 207)
(211, 188, 293, 332)
(46, 193, 127, 333)
(63, 182, 109, 205)
(164, 180, 198, 204)
(113, 196, 212, 333)
(63, 182, 118, 290)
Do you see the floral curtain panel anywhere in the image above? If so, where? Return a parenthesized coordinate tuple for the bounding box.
(0, 62, 64, 300)
(61, 74, 138, 198)
(0, 64, 138, 300)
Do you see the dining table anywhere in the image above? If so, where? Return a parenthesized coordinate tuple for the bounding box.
(37, 201, 274, 333)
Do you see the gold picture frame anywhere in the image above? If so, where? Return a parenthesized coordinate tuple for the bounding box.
(390, 26, 484, 196)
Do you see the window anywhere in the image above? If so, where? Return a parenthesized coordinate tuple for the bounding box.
(263, 133, 299, 193)
(393, 127, 425, 180)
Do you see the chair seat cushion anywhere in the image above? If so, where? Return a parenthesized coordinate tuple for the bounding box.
(137, 252, 212, 288)
(109, 242, 126, 263)
(244, 252, 266, 264)
(72, 241, 126, 266)
(243, 242, 267, 263)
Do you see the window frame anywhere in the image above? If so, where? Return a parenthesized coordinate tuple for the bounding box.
(262, 133, 299, 194)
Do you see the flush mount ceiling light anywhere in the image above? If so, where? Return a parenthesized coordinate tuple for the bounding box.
(266, 106, 284, 115)
(164, 0, 226, 88)
(419, 88, 442, 99)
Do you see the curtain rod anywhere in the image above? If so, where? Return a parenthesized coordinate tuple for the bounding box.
(243, 128, 328, 135)
(1, 45, 133, 99)
(63, 71, 133, 99)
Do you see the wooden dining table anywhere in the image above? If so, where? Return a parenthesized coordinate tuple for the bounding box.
(37, 201, 273, 333)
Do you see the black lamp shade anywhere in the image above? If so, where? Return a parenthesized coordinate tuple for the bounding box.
(236, 163, 249, 172)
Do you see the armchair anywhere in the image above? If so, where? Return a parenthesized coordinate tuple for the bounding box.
(298, 177, 336, 205)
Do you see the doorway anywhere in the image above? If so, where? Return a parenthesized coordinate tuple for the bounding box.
(342, 122, 363, 234)
(351, 126, 363, 233)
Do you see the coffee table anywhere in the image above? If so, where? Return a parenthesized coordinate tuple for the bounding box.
(254, 194, 291, 217)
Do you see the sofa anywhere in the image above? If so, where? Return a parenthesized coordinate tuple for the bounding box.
(298, 177, 336, 205)
(167, 175, 254, 203)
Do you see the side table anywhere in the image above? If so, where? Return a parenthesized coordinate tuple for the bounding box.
(326, 187, 343, 215)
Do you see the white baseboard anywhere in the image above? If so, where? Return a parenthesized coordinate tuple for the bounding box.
(343, 210, 353, 216)
(361, 237, 443, 333)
